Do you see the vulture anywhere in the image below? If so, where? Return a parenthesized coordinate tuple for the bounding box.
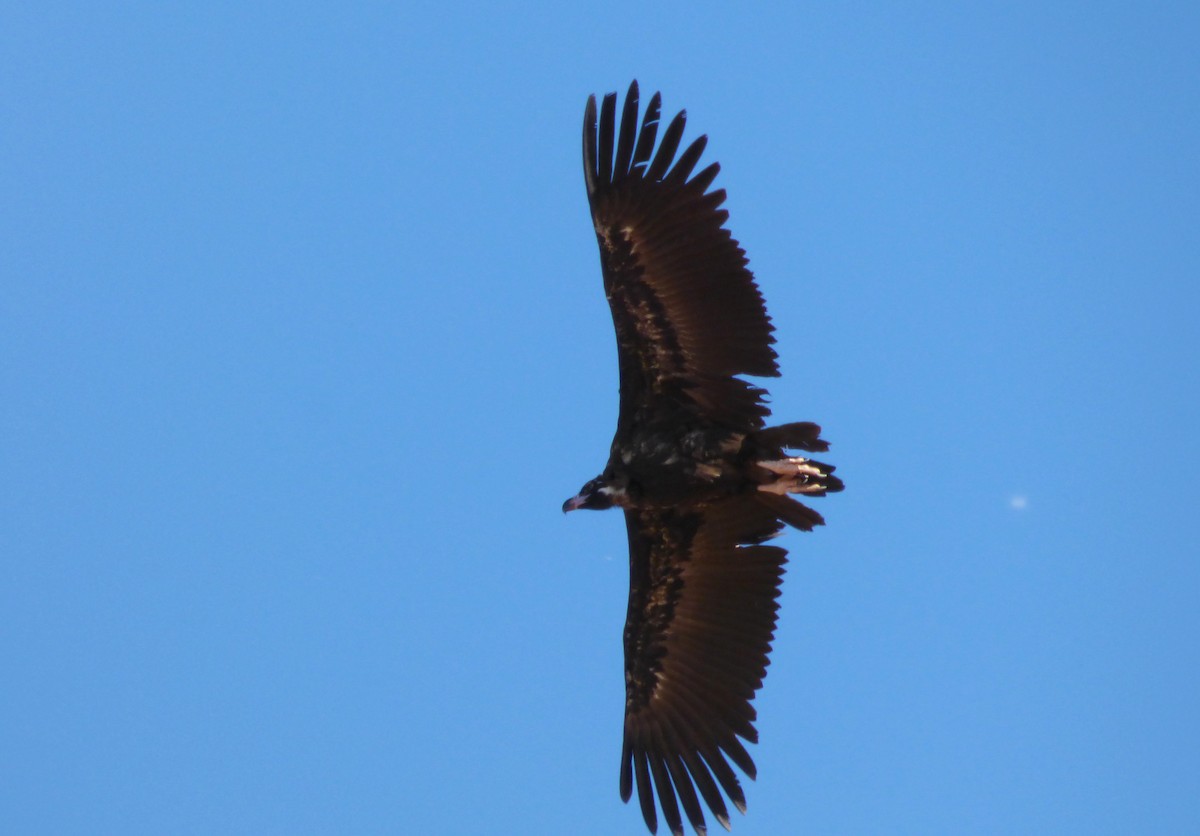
(562, 81, 844, 836)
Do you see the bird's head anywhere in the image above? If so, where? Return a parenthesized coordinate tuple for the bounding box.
(562, 475, 626, 513)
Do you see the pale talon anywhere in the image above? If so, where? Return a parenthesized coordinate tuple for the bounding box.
(756, 456, 838, 496)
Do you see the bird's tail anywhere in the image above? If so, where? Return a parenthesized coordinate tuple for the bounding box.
(749, 421, 830, 453)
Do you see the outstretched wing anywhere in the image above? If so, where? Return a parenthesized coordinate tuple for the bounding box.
(621, 498, 788, 836)
(583, 81, 779, 434)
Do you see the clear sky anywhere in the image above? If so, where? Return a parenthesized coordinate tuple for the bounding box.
(3, 3, 1198, 834)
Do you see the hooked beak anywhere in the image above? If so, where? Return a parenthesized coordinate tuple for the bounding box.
(562, 493, 586, 513)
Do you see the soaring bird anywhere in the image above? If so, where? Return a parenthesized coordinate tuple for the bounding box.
(562, 82, 843, 836)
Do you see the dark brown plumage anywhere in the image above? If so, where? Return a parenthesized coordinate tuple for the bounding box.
(563, 81, 843, 836)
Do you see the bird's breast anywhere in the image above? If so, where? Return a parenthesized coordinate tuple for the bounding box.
(611, 424, 744, 507)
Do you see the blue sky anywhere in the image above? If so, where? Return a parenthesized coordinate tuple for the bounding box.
(3, 3, 1198, 834)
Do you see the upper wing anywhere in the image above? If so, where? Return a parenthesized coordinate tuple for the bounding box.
(583, 81, 779, 434)
(621, 497, 788, 836)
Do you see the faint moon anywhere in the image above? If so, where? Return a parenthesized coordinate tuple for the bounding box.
(1009, 495, 1029, 510)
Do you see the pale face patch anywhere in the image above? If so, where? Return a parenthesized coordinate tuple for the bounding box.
(599, 484, 628, 502)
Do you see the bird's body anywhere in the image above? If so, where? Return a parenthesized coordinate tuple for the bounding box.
(564, 81, 842, 836)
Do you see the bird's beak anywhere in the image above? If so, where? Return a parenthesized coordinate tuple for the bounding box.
(562, 494, 586, 513)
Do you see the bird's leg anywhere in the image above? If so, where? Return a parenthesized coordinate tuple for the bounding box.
(755, 457, 841, 496)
